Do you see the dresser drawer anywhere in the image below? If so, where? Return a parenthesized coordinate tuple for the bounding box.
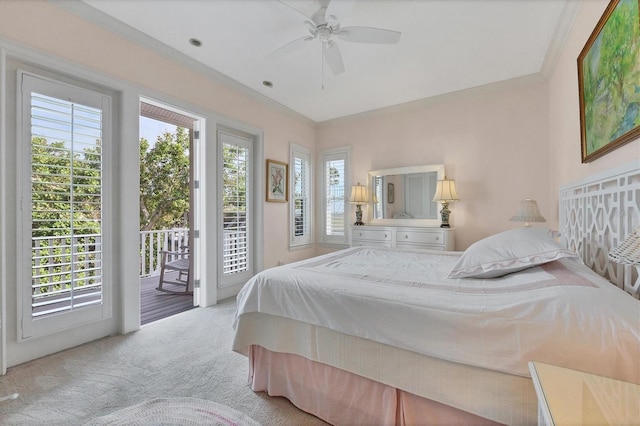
(352, 240, 393, 248)
(396, 230, 445, 245)
(350, 225, 454, 250)
(396, 242, 445, 251)
(352, 228, 392, 242)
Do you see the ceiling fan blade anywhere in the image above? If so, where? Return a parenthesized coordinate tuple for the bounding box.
(322, 40, 345, 75)
(324, 0, 355, 25)
(267, 36, 314, 60)
(278, 1, 317, 35)
(304, 20, 318, 36)
(278, 0, 314, 21)
(337, 26, 401, 44)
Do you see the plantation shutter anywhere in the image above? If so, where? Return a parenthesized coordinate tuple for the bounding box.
(20, 72, 111, 339)
(325, 158, 346, 237)
(219, 131, 252, 285)
(291, 144, 311, 246)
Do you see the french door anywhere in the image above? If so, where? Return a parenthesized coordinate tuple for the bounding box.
(218, 130, 254, 287)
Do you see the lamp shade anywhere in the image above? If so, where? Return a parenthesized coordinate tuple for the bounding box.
(609, 227, 640, 265)
(349, 182, 368, 204)
(432, 179, 460, 202)
(510, 199, 546, 223)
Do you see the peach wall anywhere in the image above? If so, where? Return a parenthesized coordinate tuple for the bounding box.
(318, 82, 551, 250)
(548, 0, 640, 219)
(1, 1, 636, 260)
(0, 0, 316, 268)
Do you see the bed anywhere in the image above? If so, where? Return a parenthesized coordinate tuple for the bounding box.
(232, 163, 640, 425)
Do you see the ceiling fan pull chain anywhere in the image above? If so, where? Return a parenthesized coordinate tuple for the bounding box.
(321, 44, 325, 90)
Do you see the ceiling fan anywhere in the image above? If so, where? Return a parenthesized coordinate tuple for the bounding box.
(268, 0, 401, 75)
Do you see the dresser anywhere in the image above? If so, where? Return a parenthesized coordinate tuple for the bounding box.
(350, 225, 455, 251)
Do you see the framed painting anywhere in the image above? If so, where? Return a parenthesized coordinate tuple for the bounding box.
(578, 0, 640, 163)
(266, 159, 288, 202)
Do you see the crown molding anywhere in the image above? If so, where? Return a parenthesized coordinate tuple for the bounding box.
(539, 0, 582, 79)
(48, 0, 580, 129)
(49, 0, 316, 127)
(318, 1, 582, 128)
(317, 72, 547, 127)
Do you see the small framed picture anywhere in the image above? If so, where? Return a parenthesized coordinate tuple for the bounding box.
(266, 159, 288, 202)
(388, 183, 395, 203)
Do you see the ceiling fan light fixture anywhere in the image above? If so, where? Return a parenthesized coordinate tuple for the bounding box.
(269, 0, 401, 76)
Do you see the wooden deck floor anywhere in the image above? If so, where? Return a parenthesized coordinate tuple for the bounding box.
(141, 271, 196, 325)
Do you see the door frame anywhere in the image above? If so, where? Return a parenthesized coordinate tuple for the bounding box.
(139, 97, 203, 307)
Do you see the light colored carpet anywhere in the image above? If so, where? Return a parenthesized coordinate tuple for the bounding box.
(87, 397, 261, 425)
(0, 298, 328, 425)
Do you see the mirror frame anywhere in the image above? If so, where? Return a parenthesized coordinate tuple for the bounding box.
(368, 164, 445, 227)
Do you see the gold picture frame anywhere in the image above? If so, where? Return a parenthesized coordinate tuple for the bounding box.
(577, 0, 640, 163)
(266, 159, 288, 202)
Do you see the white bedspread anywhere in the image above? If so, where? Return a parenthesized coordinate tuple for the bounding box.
(234, 247, 640, 382)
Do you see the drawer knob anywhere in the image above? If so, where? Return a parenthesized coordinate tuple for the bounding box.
(384, 234, 388, 238)
(405, 235, 408, 239)
(435, 236, 439, 241)
(359, 233, 363, 237)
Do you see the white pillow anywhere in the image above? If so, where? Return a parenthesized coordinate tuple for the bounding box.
(448, 227, 577, 279)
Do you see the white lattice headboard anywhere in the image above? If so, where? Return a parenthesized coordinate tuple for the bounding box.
(559, 161, 640, 298)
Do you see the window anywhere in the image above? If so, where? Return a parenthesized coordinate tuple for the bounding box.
(319, 147, 351, 245)
(219, 130, 253, 286)
(19, 72, 112, 339)
(290, 143, 312, 248)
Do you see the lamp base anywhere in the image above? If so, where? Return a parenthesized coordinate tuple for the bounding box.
(354, 204, 364, 226)
(439, 201, 451, 228)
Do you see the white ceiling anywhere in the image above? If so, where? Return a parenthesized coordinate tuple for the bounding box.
(76, 0, 576, 123)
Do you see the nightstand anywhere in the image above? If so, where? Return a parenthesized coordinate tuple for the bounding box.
(528, 361, 640, 426)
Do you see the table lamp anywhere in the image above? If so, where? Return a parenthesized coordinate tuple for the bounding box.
(432, 177, 459, 228)
(510, 199, 546, 227)
(349, 182, 368, 226)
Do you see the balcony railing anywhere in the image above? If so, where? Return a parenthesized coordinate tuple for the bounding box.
(140, 228, 248, 277)
(26, 227, 249, 321)
(139, 228, 189, 277)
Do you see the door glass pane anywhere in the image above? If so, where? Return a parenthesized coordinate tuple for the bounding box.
(222, 141, 249, 276)
(30, 93, 103, 318)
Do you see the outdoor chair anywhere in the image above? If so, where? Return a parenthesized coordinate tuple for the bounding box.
(157, 246, 192, 294)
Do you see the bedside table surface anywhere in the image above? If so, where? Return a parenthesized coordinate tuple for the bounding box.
(529, 361, 640, 425)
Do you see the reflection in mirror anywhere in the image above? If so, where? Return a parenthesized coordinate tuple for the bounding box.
(368, 164, 445, 226)
(372, 173, 439, 219)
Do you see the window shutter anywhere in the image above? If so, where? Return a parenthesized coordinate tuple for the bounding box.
(290, 143, 312, 247)
(30, 92, 104, 318)
(325, 158, 346, 237)
(221, 135, 250, 277)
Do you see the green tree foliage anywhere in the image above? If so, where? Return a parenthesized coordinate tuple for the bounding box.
(31, 136, 102, 294)
(139, 127, 190, 231)
(31, 137, 102, 238)
(583, 0, 640, 150)
(329, 166, 340, 186)
(222, 143, 247, 230)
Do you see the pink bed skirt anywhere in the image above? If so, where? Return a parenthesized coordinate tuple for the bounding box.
(249, 345, 502, 425)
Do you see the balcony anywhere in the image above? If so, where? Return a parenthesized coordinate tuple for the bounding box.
(30, 227, 248, 326)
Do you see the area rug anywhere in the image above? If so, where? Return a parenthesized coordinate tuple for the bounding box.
(86, 397, 261, 426)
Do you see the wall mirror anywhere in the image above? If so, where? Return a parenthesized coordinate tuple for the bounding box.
(368, 164, 445, 226)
